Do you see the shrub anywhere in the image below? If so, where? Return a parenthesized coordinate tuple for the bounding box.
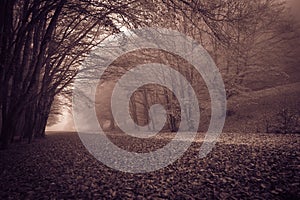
(268, 107, 300, 134)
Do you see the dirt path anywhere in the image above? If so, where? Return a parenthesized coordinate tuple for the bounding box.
(0, 132, 299, 199)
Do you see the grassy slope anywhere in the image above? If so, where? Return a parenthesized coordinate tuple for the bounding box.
(224, 82, 300, 133)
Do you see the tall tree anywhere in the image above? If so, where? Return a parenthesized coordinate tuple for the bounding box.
(0, 0, 146, 148)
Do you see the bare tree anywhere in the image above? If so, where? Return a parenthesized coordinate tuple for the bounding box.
(0, 0, 147, 148)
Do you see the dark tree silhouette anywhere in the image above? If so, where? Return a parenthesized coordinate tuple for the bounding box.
(0, 0, 147, 148)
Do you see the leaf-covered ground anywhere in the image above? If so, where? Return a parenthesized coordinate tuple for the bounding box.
(0, 132, 299, 199)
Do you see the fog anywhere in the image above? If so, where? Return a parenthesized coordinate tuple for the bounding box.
(46, 110, 75, 132)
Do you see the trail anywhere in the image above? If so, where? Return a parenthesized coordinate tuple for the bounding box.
(0, 132, 299, 199)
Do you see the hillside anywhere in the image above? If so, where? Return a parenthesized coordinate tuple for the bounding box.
(223, 82, 300, 133)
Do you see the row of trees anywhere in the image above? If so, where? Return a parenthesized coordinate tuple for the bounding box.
(0, 0, 151, 148)
(95, 50, 201, 133)
(94, 0, 299, 132)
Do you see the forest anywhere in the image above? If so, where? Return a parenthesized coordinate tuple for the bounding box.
(0, 0, 299, 199)
(1, 0, 299, 147)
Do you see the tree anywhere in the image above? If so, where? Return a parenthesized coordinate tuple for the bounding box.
(0, 0, 148, 148)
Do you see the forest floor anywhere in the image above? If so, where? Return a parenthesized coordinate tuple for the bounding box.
(0, 131, 299, 199)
